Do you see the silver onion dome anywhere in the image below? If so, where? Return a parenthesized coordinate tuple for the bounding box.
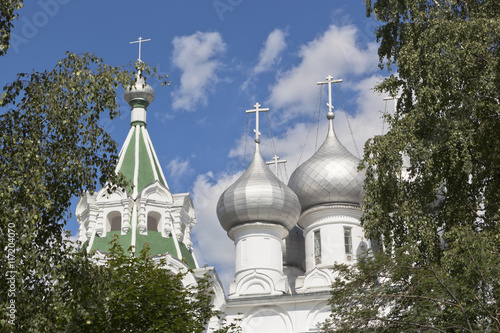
(217, 145, 301, 234)
(288, 112, 363, 211)
(123, 73, 155, 105)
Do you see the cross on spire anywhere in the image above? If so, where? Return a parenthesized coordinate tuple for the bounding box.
(266, 154, 287, 175)
(129, 36, 151, 63)
(246, 102, 269, 144)
(317, 75, 343, 113)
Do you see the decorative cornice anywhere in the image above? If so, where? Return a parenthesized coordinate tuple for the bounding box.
(228, 222, 289, 241)
(298, 203, 361, 230)
(130, 120, 146, 127)
(130, 99, 149, 109)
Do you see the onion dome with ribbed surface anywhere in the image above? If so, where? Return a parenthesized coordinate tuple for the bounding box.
(123, 73, 155, 105)
(217, 144, 301, 234)
(288, 111, 363, 211)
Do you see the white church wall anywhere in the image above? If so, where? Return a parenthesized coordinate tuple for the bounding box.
(300, 204, 362, 269)
(224, 294, 331, 333)
(227, 223, 290, 298)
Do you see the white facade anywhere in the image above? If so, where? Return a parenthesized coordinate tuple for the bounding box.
(226, 294, 331, 333)
(219, 204, 367, 332)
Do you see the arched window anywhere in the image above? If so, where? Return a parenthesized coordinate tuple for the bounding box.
(181, 224, 187, 240)
(147, 211, 161, 232)
(344, 227, 353, 254)
(107, 211, 122, 233)
(314, 229, 321, 264)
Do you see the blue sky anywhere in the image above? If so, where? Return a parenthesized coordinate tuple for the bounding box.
(2, 0, 394, 291)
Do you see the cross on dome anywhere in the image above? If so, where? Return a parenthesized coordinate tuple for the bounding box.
(266, 154, 287, 175)
(246, 102, 269, 144)
(317, 75, 343, 114)
(130, 36, 151, 63)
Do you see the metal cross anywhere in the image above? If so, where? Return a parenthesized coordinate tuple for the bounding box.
(246, 102, 269, 144)
(317, 75, 343, 112)
(266, 154, 287, 175)
(130, 36, 151, 63)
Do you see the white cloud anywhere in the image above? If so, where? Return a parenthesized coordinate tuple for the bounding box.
(171, 31, 227, 111)
(254, 29, 287, 74)
(191, 171, 243, 293)
(268, 75, 387, 173)
(189, 25, 388, 295)
(263, 122, 327, 177)
(340, 74, 388, 151)
(153, 111, 175, 123)
(268, 24, 379, 119)
(227, 122, 321, 182)
(241, 29, 288, 92)
(167, 157, 193, 178)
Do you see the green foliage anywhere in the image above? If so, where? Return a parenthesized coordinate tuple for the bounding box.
(323, 230, 499, 332)
(63, 236, 225, 333)
(363, 0, 500, 258)
(2, 233, 239, 332)
(324, 1, 500, 331)
(0, 0, 23, 56)
(0, 52, 173, 332)
(0, 50, 235, 332)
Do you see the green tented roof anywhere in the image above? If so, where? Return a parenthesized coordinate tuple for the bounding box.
(149, 141, 166, 188)
(178, 242, 197, 269)
(89, 231, 196, 269)
(90, 231, 132, 254)
(119, 130, 136, 194)
(137, 133, 156, 191)
(136, 231, 177, 257)
(136, 232, 197, 269)
(115, 125, 168, 197)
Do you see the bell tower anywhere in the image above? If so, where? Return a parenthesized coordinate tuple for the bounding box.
(76, 38, 198, 271)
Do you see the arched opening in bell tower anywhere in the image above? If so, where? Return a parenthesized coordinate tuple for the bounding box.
(147, 211, 161, 232)
(106, 211, 122, 233)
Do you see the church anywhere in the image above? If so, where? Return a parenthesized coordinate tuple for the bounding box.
(76, 65, 372, 332)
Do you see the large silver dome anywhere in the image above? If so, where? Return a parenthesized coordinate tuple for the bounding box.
(217, 145, 301, 234)
(288, 114, 363, 211)
(123, 73, 155, 105)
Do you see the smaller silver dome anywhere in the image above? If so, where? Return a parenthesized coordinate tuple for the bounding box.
(217, 145, 301, 235)
(288, 115, 364, 211)
(123, 73, 155, 105)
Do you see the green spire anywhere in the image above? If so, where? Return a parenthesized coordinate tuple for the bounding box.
(116, 74, 168, 198)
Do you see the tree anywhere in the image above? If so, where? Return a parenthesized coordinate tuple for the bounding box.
(0, 0, 24, 56)
(324, 1, 500, 331)
(0, 52, 170, 331)
(63, 237, 234, 333)
(324, 233, 499, 332)
(0, 51, 239, 332)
